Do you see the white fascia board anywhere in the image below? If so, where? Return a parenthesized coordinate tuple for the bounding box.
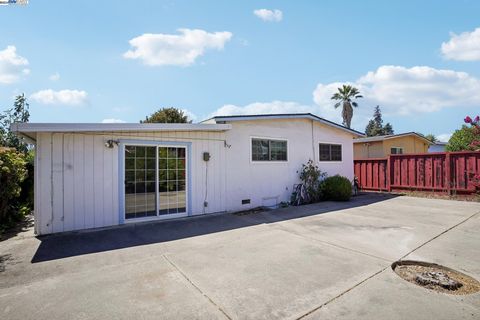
(210, 114, 365, 137)
(10, 123, 232, 134)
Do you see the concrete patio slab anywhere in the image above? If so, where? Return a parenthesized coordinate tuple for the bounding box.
(1, 194, 479, 320)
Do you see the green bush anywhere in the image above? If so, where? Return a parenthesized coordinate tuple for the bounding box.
(445, 125, 479, 151)
(320, 175, 352, 201)
(0, 149, 28, 225)
(298, 159, 327, 203)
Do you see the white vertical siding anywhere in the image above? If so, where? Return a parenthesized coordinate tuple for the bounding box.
(35, 130, 228, 234)
(63, 134, 75, 231)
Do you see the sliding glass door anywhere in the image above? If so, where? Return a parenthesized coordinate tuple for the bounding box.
(124, 144, 187, 220)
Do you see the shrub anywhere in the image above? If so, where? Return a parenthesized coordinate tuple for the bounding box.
(321, 175, 352, 201)
(446, 125, 479, 152)
(0, 149, 28, 225)
(298, 159, 327, 203)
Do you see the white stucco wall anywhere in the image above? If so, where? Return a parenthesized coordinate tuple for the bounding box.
(33, 119, 356, 235)
(223, 118, 355, 212)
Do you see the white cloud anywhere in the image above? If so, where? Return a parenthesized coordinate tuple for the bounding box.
(49, 72, 60, 81)
(437, 133, 452, 143)
(0, 45, 30, 84)
(253, 9, 283, 22)
(441, 27, 480, 61)
(102, 118, 126, 123)
(211, 101, 315, 117)
(123, 29, 233, 66)
(313, 65, 480, 117)
(30, 89, 88, 106)
(181, 108, 197, 122)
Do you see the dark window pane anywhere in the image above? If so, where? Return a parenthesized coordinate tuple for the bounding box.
(136, 182, 146, 193)
(177, 159, 186, 170)
(158, 169, 167, 181)
(167, 158, 177, 169)
(125, 182, 135, 194)
(167, 181, 176, 192)
(125, 158, 135, 170)
(125, 146, 136, 158)
(319, 144, 331, 161)
(167, 170, 177, 180)
(136, 146, 145, 157)
(158, 147, 167, 158)
(146, 182, 155, 193)
(146, 146, 156, 158)
(125, 170, 135, 182)
(146, 158, 156, 169)
(159, 181, 168, 192)
(177, 148, 186, 159)
(331, 145, 342, 161)
(178, 180, 186, 191)
(159, 158, 167, 169)
(146, 170, 155, 181)
(177, 170, 186, 180)
(168, 147, 177, 158)
(136, 158, 145, 170)
(270, 140, 287, 161)
(135, 170, 145, 182)
(252, 139, 269, 161)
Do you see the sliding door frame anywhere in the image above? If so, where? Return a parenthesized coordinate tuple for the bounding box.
(118, 139, 192, 224)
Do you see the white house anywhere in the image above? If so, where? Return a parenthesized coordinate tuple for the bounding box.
(12, 113, 363, 235)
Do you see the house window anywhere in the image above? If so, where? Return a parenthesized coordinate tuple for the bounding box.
(319, 143, 342, 161)
(391, 147, 403, 155)
(252, 138, 287, 161)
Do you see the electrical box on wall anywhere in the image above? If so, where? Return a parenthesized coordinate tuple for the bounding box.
(203, 152, 210, 161)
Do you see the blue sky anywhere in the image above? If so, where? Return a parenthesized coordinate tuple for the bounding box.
(1, 0, 480, 141)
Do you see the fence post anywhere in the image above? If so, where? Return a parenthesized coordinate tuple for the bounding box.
(445, 152, 451, 195)
(386, 156, 391, 192)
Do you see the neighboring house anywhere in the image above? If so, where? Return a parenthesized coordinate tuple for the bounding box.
(353, 132, 432, 159)
(428, 141, 447, 153)
(12, 113, 363, 235)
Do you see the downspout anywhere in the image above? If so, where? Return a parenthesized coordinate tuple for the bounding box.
(311, 119, 315, 162)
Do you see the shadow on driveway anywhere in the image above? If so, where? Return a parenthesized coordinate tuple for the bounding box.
(31, 193, 398, 263)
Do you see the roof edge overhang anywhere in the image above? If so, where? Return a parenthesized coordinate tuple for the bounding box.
(353, 132, 433, 145)
(202, 113, 365, 137)
(10, 123, 232, 141)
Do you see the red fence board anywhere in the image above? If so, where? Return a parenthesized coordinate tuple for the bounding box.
(354, 151, 480, 194)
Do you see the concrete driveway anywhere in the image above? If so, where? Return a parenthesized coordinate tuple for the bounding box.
(1, 194, 479, 319)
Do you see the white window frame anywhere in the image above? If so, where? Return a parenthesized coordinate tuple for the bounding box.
(318, 142, 343, 163)
(120, 141, 190, 224)
(250, 136, 289, 163)
(390, 147, 404, 155)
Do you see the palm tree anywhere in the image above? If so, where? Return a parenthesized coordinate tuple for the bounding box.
(331, 85, 363, 128)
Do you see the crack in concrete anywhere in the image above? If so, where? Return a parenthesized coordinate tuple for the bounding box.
(271, 224, 392, 263)
(295, 210, 480, 320)
(162, 254, 232, 320)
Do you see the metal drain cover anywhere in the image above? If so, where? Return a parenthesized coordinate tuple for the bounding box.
(392, 260, 480, 295)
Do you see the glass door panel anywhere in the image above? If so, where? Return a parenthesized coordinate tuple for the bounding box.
(158, 147, 187, 215)
(125, 146, 157, 219)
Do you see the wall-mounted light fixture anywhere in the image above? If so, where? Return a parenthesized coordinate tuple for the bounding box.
(104, 139, 119, 149)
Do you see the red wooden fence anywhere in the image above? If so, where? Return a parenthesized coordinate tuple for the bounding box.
(354, 151, 480, 194)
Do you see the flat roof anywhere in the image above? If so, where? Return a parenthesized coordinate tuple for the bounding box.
(10, 123, 232, 141)
(202, 113, 365, 136)
(353, 132, 433, 144)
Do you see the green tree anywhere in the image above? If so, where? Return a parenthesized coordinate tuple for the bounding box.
(0, 94, 30, 153)
(331, 85, 362, 128)
(141, 107, 192, 123)
(364, 105, 394, 136)
(383, 122, 394, 135)
(445, 125, 479, 151)
(424, 134, 438, 143)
